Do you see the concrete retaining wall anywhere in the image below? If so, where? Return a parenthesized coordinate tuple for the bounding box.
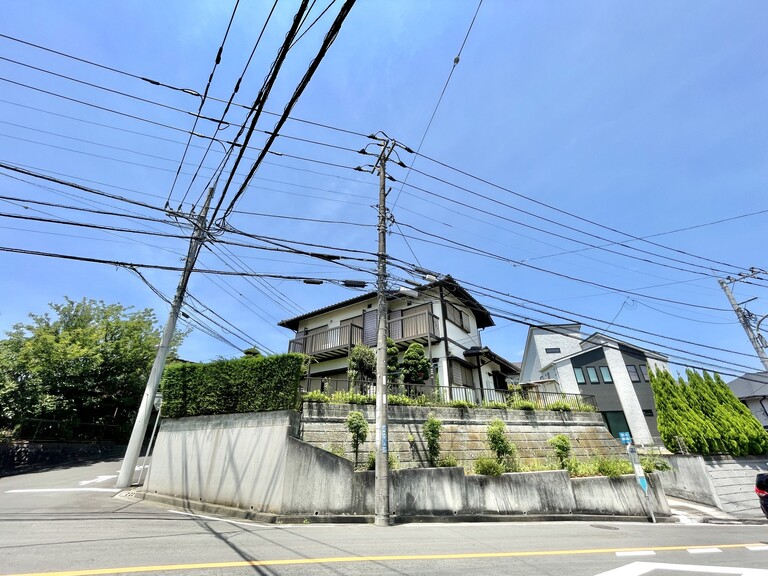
(146, 410, 670, 520)
(301, 403, 625, 470)
(656, 455, 722, 508)
(465, 470, 575, 515)
(572, 474, 670, 516)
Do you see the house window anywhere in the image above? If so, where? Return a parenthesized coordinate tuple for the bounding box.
(460, 364, 475, 387)
(445, 302, 470, 332)
(545, 347, 561, 354)
(639, 364, 649, 381)
(599, 366, 613, 383)
(626, 365, 641, 383)
(574, 367, 586, 385)
(586, 366, 599, 384)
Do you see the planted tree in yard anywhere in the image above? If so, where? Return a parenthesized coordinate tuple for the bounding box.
(400, 342, 431, 385)
(346, 410, 369, 467)
(423, 412, 442, 467)
(486, 418, 520, 472)
(0, 298, 182, 440)
(651, 367, 768, 456)
(386, 337, 400, 384)
(347, 342, 375, 393)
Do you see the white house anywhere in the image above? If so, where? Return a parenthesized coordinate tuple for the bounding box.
(727, 371, 768, 430)
(520, 324, 669, 444)
(278, 276, 519, 402)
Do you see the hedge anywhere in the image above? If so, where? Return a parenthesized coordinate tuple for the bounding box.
(161, 354, 307, 418)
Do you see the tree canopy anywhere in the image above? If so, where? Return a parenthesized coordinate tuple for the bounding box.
(0, 298, 180, 440)
(650, 367, 768, 456)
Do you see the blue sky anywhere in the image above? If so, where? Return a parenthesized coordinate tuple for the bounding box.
(1, 1, 766, 379)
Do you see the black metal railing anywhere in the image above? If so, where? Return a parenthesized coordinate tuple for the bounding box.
(300, 377, 597, 410)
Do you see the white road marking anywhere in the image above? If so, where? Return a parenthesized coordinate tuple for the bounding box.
(595, 561, 768, 575)
(5, 488, 121, 493)
(167, 510, 271, 528)
(687, 547, 722, 554)
(746, 545, 768, 551)
(615, 551, 656, 557)
(78, 474, 117, 486)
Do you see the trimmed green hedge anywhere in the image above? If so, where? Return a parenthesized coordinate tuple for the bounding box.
(161, 354, 307, 418)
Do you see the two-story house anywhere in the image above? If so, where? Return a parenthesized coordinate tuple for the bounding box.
(278, 276, 519, 401)
(520, 324, 669, 444)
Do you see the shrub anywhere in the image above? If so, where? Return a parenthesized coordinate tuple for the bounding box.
(423, 413, 442, 467)
(445, 399, 475, 409)
(548, 434, 572, 469)
(329, 444, 345, 458)
(487, 418, 520, 472)
(348, 342, 375, 391)
(161, 353, 307, 418)
(547, 401, 572, 412)
(508, 399, 537, 411)
(388, 394, 414, 406)
(641, 455, 672, 473)
(481, 401, 507, 409)
(400, 342, 431, 385)
(474, 456, 504, 476)
(346, 411, 369, 466)
(329, 391, 374, 405)
(302, 390, 330, 403)
(596, 456, 633, 478)
(366, 451, 399, 470)
(438, 454, 458, 467)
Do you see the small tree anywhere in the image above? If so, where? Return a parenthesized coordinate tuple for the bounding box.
(423, 413, 442, 467)
(548, 434, 572, 469)
(346, 410, 369, 467)
(386, 337, 400, 384)
(400, 342, 431, 385)
(487, 418, 520, 472)
(348, 342, 375, 393)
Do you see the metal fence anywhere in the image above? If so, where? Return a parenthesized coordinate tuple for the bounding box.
(301, 377, 597, 410)
(8, 418, 123, 442)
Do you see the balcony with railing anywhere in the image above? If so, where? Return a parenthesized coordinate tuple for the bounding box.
(287, 311, 440, 359)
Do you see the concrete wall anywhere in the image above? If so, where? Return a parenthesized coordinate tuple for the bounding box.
(655, 455, 722, 508)
(465, 470, 575, 515)
(146, 409, 670, 520)
(300, 403, 625, 470)
(571, 473, 670, 516)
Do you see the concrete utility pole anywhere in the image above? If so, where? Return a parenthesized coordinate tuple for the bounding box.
(373, 139, 396, 526)
(116, 188, 215, 489)
(718, 271, 768, 372)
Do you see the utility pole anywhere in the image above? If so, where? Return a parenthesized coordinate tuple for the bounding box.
(718, 270, 768, 372)
(116, 187, 215, 489)
(373, 138, 395, 526)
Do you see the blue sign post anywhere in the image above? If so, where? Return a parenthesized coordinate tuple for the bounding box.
(627, 444, 656, 523)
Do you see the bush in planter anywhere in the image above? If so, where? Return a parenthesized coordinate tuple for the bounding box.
(481, 400, 507, 409)
(445, 399, 475, 409)
(302, 390, 330, 403)
(330, 391, 374, 405)
(547, 401, 572, 412)
(388, 394, 414, 406)
(474, 456, 504, 476)
(596, 456, 633, 478)
(508, 399, 537, 411)
(438, 454, 458, 467)
(366, 450, 399, 470)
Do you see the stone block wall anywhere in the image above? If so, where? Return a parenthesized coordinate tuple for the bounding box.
(300, 403, 624, 470)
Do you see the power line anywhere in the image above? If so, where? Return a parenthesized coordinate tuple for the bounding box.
(218, 0, 357, 221)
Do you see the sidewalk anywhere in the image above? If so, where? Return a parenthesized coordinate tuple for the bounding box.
(666, 495, 766, 524)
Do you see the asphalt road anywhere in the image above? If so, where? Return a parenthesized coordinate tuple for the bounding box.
(1, 461, 768, 576)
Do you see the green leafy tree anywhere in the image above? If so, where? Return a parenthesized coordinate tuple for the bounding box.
(347, 342, 375, 392)
(400, 342, 431, 384)
(386, 337, 400, 383)
(346, 410, 369, 467)
(651, 367, 768, 456)
(423, 412, 442, 467)
(0, 298, 183, 439)
(487, 418, 520, 472)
